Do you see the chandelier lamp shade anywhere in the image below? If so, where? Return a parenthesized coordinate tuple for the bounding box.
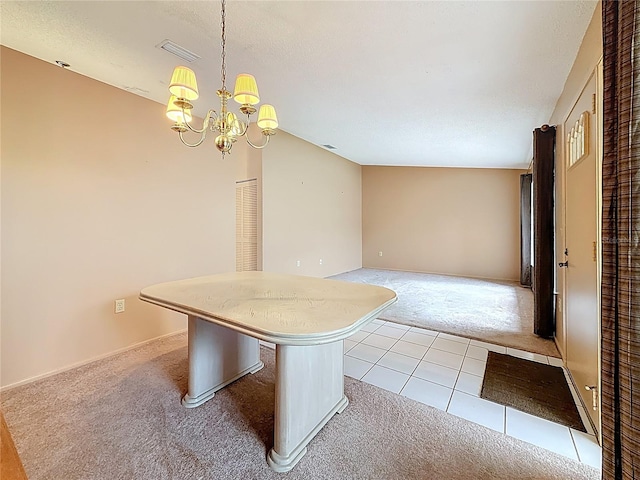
(164, 0, 278, 156)
(166, 95, 193, 124)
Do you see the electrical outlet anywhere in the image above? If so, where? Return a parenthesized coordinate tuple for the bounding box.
(296, 260, 301, 267)
(378, 251, 383, 257)
(115, 299, 125, 314)
(319, 259, 323, 265)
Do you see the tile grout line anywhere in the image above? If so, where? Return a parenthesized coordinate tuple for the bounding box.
(357, 327, 442, 392)
(351, 329, 486, 379)
(444, 385, 456, 412)
(411, 335, 467, 393)
(448, 341, 471, 395)
(368, 328, 433, 391)
(397, 328, 435, 393)
(354, 328, 487, 391)
(394, 330, 438, 395)
(358, 361, 376, 380)
(357, 326, 418, 381)
(568, 427, 583, 463)
(376, 329, 438, 343)
(504, 405, 508, 435)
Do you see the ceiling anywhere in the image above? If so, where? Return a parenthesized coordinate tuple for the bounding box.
(0, 1, 597, 169)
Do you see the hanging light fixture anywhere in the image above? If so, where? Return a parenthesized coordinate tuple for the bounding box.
(165, 0, 278, 156)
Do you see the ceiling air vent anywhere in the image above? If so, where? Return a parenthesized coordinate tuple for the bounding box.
(157, 40, 200, 63)
(124, 86, 150, 95)
(322, 144, 337, 150)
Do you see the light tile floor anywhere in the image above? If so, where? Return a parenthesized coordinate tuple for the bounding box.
(347, 319, 602, 469)
(261, 319, 602, 469)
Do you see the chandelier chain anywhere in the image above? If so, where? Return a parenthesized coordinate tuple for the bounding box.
(220, 0, 226, 90)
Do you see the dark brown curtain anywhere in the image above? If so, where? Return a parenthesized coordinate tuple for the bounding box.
(601, 1, 640, 479)
(532, 126, 556, 338)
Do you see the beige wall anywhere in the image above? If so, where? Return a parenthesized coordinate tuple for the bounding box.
(362, 166, 524, 281)
(1, 47, 237, 387)
(262, 132, 362, 277)
(549, 4, 602, 357)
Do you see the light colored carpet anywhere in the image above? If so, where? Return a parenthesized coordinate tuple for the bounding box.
(1, 333, 597, 480)
(330, 268, 559, 357)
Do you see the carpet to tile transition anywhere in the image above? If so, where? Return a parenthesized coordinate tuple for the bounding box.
(330, 268, 559, 357)
(1, 333, 597, 480)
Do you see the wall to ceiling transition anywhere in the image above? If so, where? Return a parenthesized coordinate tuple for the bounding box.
(362, 166, 524, 281)
(548, 4, 602, 358)
(262, 132, 362, 278)
(0, 47, 238, 388)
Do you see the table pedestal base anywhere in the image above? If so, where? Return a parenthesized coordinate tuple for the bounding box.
(182, 316, 348, 472)
(182, 315, 264, 408)
(267, 341, 347, 472)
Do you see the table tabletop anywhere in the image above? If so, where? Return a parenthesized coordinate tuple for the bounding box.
(140, 271, 397, 345)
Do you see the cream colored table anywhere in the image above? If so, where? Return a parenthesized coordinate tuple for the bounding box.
(140, 271, 396, 472)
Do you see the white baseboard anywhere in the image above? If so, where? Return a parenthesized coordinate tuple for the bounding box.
(554, 336, 565, 360)
(1, 329, 188, 392)
(359, 266, 519, 284)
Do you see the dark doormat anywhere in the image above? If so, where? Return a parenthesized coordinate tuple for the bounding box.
(480, 352, 586, 432)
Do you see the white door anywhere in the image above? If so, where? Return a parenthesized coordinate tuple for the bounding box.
(564, 68, 600, 433)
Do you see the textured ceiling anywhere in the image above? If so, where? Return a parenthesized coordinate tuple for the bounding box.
(0, 1, 598, 168)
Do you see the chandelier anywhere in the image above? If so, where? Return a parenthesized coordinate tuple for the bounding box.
(164, 0, 278, 156)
